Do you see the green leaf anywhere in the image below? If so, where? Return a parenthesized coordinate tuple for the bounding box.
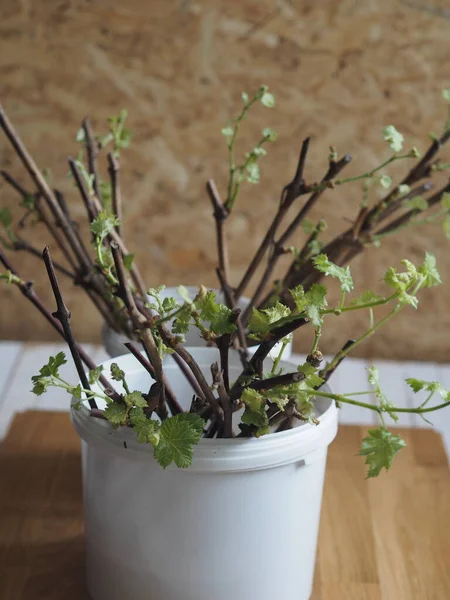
(301, 219, 315, 234)
(308, 239, 324, 255)
(359, 427, 407, 477)
(172, 305, 192, 335)
(31, 378, 48, 396)
(313, 254, 354, 293)
(442, 89, 450, 102)
(262, 301, 291, 323)
(104, 403, 128, 427)
(90, 211, 120, 241)
(177, 285, 193, 304)
(148, 284, 166, 298)
(38, 352, 67, 378)
(248, 307, 271, 335)
(241, 91, 249, 104)
(418, 253, 442, 288)
(88, 365, 104, 385)
(260, 91, 275, 108)
(384, 266, 402, 289)
(405, 377, 448, 399)
(153, 413, 205, 468)
(162, 296, 179, 313)
(383, 262, 421, 307)
(248, 301, 295, 339)
(382, 125, 404, 153)
(402, 195, 428, 211)
(379, 174, 392, 189)
(290, 285, 306, 312)
(251, 146, 267, 157)
(134, 419, 160, 445)
(397, 184, 410, 196)
(261, 127, 278, 142)
(241, 406, 269, 432)
(124, 390, 147, 408)
(241, 388, 265, 412)
(72, 384, 83, 399)
(196, 290, 237, 335)
(129, 408, 161, 445)
(221, 125, 234, 138)
(246, 162, 260, 184)
(268, 393, 291, 412)
(304, 283, 328, 327)
(297, 362, 324, 389)
(76, 127, 85, 142)
(406, 378, 426, 393)
(298, 362, 317, 377)
(0, 208, 12, 229)
(123, 253, 135, 271)
(110, 363, 125, 382)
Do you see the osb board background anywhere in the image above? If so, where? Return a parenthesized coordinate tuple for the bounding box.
(1, 0, 450, 362)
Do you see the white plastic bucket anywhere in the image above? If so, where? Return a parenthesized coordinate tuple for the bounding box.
(101, 286, 293, 360)
(72, 348, 337, 600)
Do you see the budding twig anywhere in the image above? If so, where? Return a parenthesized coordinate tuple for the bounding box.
(82, 117, 102, 201)
(124, 342, 183, 417)
(68, 157, 98, 222)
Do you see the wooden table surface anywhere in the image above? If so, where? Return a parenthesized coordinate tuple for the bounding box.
(0, 412, 449, 600)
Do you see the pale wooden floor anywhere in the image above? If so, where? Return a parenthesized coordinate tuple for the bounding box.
(1, 341, 450, 458)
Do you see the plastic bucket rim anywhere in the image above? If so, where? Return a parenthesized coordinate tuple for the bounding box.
(71, 349, 338, 472)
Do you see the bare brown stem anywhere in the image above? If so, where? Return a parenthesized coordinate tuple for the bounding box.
(12, 238, 75, 279)
(320, 340, 355, 384)
(124, 342, 183, 416)
(42, 246, 97, 409)
(68, 157, 98, 223)
(157, 322, 224, 419)
(211, 362, 233, 438)
(229, 370, 305, 402)
(231, 314, 309, 391)
(1, 170, 82, 272)
(111, 242, 164, 383)
(107, 152, 123, 236)
(234, 138, 312, 300)
(171, 352, 205, 401)
(0, 106, 94, 273)
(276, 154, 352, 249)
(240, 154, 352, 323)
(207, 179, 229, 282)
(216, 267, 249, 365)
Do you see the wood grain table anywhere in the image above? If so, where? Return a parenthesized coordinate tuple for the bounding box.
(0, 411, 449, 600)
